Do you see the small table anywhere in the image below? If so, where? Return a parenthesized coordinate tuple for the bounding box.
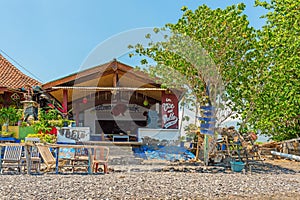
(113, 135, 129, 142)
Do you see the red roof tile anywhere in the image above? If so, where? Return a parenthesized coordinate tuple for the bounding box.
(0, 53, 41, 89)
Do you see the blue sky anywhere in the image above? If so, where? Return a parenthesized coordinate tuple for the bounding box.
(0, 0, 267, 83)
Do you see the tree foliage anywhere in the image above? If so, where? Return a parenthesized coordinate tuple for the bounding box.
(251, 0, 300, 140)
(130, 1, 299, 141)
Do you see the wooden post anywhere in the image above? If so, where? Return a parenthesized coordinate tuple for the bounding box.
(101, 132, 105, 141)
(195, 133, 201, 161)
(25, 144, 32, 175)
(75, 102, 79, 126)
(62, 89, 68, 117)
(55, 147, 59, 174)
(225, 136, 231, 157)
(204, 135, 209, 165)
(88, 148, 93, 174)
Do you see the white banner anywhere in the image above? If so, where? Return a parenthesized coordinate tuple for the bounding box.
(57, 127, 90, 143)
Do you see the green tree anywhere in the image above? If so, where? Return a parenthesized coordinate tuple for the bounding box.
(131, 1, 299, 141)
(130, 3, 256, 132)
(250, 0, 300, 140)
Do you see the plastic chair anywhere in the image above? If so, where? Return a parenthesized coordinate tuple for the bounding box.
(92, 146, 109, 174)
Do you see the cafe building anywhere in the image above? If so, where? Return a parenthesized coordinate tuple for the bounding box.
(42, 59, 183, 143)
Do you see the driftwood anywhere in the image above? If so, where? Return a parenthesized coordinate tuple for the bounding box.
(259, 142, 279, 148)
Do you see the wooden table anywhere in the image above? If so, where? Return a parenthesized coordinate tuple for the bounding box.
(47, 144, 95, 174)
(0, 143, 108, 175)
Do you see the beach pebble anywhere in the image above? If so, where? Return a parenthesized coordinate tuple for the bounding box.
(0, 162, 299, 199)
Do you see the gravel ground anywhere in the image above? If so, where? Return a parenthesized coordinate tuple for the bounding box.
(0, 160, 300, 200)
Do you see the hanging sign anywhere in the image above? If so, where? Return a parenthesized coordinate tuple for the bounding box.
(161, 91, 179, 129)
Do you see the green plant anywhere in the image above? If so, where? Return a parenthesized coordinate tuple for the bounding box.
(21, 121, 28, 127)
(184, 123, 199, 142)
(48, 120, 63, 127)
(32, 121, 52, 134)
(26, 133, 57, 143)
(32, 108, 64, 133)
(0, 106, 22, 132)
(179, 136, 186, 142)
(0, 131, 14, 137)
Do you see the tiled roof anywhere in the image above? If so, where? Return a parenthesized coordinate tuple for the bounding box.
(0, 53, 41, 89)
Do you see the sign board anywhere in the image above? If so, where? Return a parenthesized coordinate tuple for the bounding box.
(161, 91, 179, 129)
(57, 127, 90, 143)
(199, 106, 216, 135)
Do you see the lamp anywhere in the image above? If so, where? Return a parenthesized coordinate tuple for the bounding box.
(143, 96, 149, 106)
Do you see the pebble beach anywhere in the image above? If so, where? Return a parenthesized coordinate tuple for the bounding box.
(1, 160, 300, 200)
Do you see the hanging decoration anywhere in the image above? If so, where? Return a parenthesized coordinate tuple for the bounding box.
(143, 96, 149, 106)
(11, 93, 20, 101)
(82, 89, 88, 104)
(82, 97, 88, 104)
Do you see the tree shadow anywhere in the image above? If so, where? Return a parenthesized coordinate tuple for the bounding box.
(247, 161, 299, 174)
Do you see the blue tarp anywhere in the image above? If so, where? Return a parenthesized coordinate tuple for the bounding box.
(133, 145, 195, 161)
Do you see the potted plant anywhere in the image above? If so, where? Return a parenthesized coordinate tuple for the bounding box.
(29, 108, 64, 143)
(0, 106, 22, 133)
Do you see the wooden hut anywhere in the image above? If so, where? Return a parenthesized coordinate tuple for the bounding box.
(43, 59, 184, 143)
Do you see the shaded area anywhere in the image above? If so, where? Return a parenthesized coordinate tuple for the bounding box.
(248, 160, 300, 174)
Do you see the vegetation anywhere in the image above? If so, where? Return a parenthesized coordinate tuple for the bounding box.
(249, 0, 300, 141)
(29, 109, 64, 143)
(130, 0, 299, 141)
(26, 133, 57, 144)
(0, 131, 14, 137)
(0, 106, 22, 126)
(32, 108, 65, 133)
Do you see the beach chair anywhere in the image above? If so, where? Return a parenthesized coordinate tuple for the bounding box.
(36, 144, 66, 172)
(92, 146, 109, 174)
(21, 138, 41, 173)
(1, 144, 23, 174)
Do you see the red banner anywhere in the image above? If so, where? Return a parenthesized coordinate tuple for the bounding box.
(161, 91, 179, 129)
